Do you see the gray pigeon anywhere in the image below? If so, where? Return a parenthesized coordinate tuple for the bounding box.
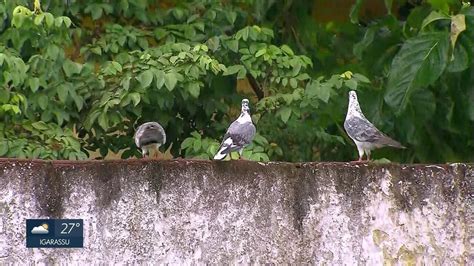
(134, 122, 166, 158)
(214, 99, 256, 160)
(344, 90, 405, 161)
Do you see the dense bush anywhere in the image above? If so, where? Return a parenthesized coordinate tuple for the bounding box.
(0, 0, 473, 162)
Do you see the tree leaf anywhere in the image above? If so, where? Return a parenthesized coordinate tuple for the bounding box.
(164, 72, 178, 91)
(72, 93, 83, 111)
(385, 32, 449, 112)
(237, 68, 247, 79)
(44, 13, 54, 27)
(34, 13, 45, 25)
(353, 73, 370, 83)
(450, 14, 466, 49)
(154, 28, 168, 40)
(345, 79, 357, 90)
(137, 69, 154, 88)
(129, 92, 141, 106)
(353, 27, 375, 59)
(242, 27, 249, 41)
(427, 0, 450, 13)
(255, 48, 266, 57)
(37, 95, 48, 110)
(223, 65, 243, 76)
(226, 11, 237, 24)
(187, 82, 200, 98)
(206, 36, 220, 51)
(280, 45, 294, 56)
(447, 42, 469, 72)
(55, 17, 63, 28)
(62, 17, 72, 28)
(193, 138, 201, 152)
(181, 137, 194, 149)
(350, 0, 364, 24)
(57, 84, 69, 103)
(63, 60, 82, 77)
(226, 39, 239, 53)
(111, 61, 122, 72)
(409, 89, 436, 122)
(289, 78, 297, 88)
(421, 11, 450, 30)
(121, 76, 131, 90)
(98, 113, 109, 130)
(29, 77, 40, 92)
(279, 107, 292, 123)
(154, 70, 165, 89)
(0, 90, 9, 103)
(0, 140, 8, 156)
(32, 121, 49, 131)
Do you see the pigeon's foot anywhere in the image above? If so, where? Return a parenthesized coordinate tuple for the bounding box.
(153, 153, 162, 160)
(350, 157, 368, 163)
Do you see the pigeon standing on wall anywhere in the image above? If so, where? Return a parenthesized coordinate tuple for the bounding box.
(134, 122, 166, 158)
(214, 99, 256, 160)
(344, 90, 405, 162)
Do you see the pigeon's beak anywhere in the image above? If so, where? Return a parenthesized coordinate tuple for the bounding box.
(241, 99, 250, 112)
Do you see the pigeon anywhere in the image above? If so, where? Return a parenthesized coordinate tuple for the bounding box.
(214, 99, 256, 160)
(134, 122, 166, 158)
(344, 90, 405, 162)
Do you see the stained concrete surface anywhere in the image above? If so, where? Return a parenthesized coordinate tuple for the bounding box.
(0, 159, 472, 264)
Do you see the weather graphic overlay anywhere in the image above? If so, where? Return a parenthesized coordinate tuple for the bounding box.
(26, 219, 83, 248)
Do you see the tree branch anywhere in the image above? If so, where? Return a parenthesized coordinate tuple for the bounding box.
(246, 73, 264, 100)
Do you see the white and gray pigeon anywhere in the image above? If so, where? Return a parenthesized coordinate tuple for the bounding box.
(134, 122, 166, 158)
(214, 99, 256, 160)
(344, 90, 405, 162)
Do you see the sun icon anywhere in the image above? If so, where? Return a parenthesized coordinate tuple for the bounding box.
(41, 223, 49, 230)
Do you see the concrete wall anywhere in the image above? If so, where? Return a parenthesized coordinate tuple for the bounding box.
(0, 159, 472, 264)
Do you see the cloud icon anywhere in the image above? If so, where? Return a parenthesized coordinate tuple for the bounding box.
(31, 224, 49, 234)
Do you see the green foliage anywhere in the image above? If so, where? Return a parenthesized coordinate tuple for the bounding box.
(0, 0, 473, 163)
(349, 1, 474, 162)
(385, 32, 450, 111)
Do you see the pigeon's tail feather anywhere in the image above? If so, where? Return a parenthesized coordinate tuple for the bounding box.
(213, 148, 228, 160)
(382, 136, 406, 149)
(213, 137, 232, 160)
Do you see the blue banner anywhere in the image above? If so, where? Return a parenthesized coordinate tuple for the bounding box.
(26, 219, 83, 248)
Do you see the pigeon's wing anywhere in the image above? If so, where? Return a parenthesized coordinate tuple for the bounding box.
(155, 123, 166, 145)
(345, 116, 405, 148)
(214, 121, 256, 159)
(224, 121, 256, 147)
(134, 126, 144, 147)
(344, 116, 385, 143)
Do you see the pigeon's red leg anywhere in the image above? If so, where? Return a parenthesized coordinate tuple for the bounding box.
(350, 154, 364, 163)
(350, 147, 365, 163)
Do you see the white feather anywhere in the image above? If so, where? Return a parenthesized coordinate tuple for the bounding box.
(236, 112, 252, 124)
(213, 137, 233, 160)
